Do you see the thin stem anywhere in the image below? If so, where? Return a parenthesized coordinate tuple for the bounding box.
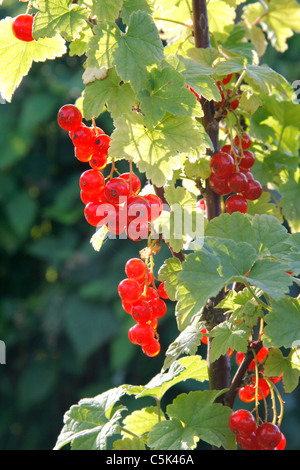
(119, 426, 141, 439)
(156, 398, 162, 422)
(154, 17, 192, 28)
(243, 278, 272, 311)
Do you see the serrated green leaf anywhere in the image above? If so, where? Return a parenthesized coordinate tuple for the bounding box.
(158, 256, 182, 301)
(113, 436, 146, 450)
(246, 259, 292, 300)
(246, 192, 283, 222)
(122, 406, 164, 439)
(213, 57, 245, 77)
(109, 113, 206, 186)
(33, 0, 90, 41)
(137, 64, 198, 125)
(244, 64, 288, 95)
(279, 168, 300, 234)
(263, 297, 300, 349)
(264, 349, 300, 393)
(121, 0, 155, 25)
(54, 386, 126, 450)
(148, 390, 235, 450)
(0, 17, 66, 102)
(69, 26, 93, 56)
(87, 11, 164, 92)
(207, 0, 236, 39)
(82, 67, 136, 120)
(209, 321, 250, 362)
(243, 0, 300, 52)
(90, 0, 123, 22)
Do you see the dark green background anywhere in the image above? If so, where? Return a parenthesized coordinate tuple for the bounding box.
(0, 1, 299, 450)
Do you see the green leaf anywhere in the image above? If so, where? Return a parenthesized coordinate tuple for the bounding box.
(113, 437, 146, 450)
(243, 0, 300, 52)
(263, 297, 300, 349)
(109, 113, 205, 186)
(135, 356, 208, 401)
(244, 64, 288, 96)
(148, 390, 235, 450)
(122, 406, 164, 439)
(158, 256, 182, 302)
(54, 386, 126, 450)
(264, 349, 300, 393)
(137, 64, 198, 125)
(0, 17, 66, 102)
(209, 321, 250, 362)
(207, 0, 236, 39)
(213, 57, 245, 77)
(279, 168, 300, 234)
(176, 238, 258, 330)
(82, 67, 136, 120)
(33, 0, 90, 41)
(87, 11, 164, 92)
(69, 26, 94, 56)
(246, 259, 292, 300)
(121, 0, 154, 24)
(90, 0, 123, 22)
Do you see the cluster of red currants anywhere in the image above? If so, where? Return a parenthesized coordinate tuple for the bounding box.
(12, 14, 34, 42)
(57, 104, 163, 240)
(234, 344, 283, 404)
(209, 132, 263, 215)
(229, 409, 286, 450)
(117, 258, 169, 357)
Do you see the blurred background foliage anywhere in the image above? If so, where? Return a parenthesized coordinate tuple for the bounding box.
(0, 0, 299, 450)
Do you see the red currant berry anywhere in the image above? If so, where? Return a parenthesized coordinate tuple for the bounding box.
(145, 287, 159, 301)
(79, 169, 105, 196)
(125, 258, 147, 281)
(127, 195, 150, 222)
(269, 373, 283, 384)
(104, 178, 130, 205)
(200, 328, 208, 344)
(70, 124, 95, 148)
(122, 300, 134, 315)
(80, 189, 106, 205)
(84, 201, 113, 227)
(131, 300, 153, 323)
(186, 84, 200, 100)
(93, 134, 111, 154)
(127, 221, 149, 242)
(119, 173, 141, 196)
(227, 172, 248, 194)
(142, 338, 161, 357)
(235, 351, 244, 366)
(237, 432, 259, 450)
(128, 323, 155, 346)
(57, 104, 82, 132)
(239, 150, 255, 169)
(220, 145, 239, 158)
(118, 278, 143, 304)
(210, 152, 235, 178)
(222, 74, 233, 85)
(239, 386, 255, 403)
(276, 432, 286, 450)
(255, 423, 282, 450)
(106, 206, 126, 235)
(196, 199, 206, 211)
(74, 146, 93, 163)
(89, 153, 108, 170)
(248, 346, 269, 370)
(228, 409, 257, 437)
(240, 169, 254, 181)
(242, 180, 263, 201)
(225, 194, 248, 214)
(234, 132, 252, 150)
(144, 194, 163, 221)
(209, 174, 230, 196)
(12, 14, 34, 42)
(158, 281, 169, 300)
(149, 298, 167, 319)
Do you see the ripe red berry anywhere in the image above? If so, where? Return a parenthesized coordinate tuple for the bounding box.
(79, 169, 105, 196)
(210, 152, 236, 178)
(235, 351, 244, 366)
(242, 179, 263, 201)
(106, 206, 126, 235)
(234, 132, 252, 150)
(125, 258, 147, 281)
(128, 323, 155, 346)
(209, 173, 230, 196)
(228, 409, 257, 437)
(222, 74, 233, 85)
(57, 104, 82, 132)
(89, 153, 108, 170)
(84, 201, 114, 227)
(239, 150, 255, 169)
(144, 194, 163, 221)
(119, 173, 141, 196)
(142, 338, 161, 357)
(93, 134, 111, 154)
(227, 172, 248, 193)
(149, 298, 167, 319)
(248, 346, 269, 370)
(104, 178, 130, 205)
(74, 146, 93, 163)
(276, 432, 286, 450)
(127, 195, 150, 222)
(200, 327, 208, 344)
(127, 221, 149, 241)
(237, 432, 259, 450)
(131, 300, 153, 323)
(220, 145, 239, 158)
(118, 278, 143, 304)
(12, 14, 34, 42)
(70, 124, 95, 148)
(145, 287, 159, 301)
(225, 194, 248, 214)
(196, 199, 206, 211)
(255, 423, 282, 450)
(158, 281, 169, 300)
